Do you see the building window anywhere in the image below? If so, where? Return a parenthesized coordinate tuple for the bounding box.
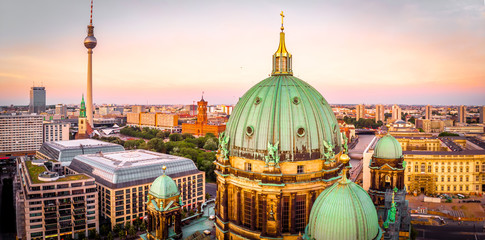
(415, 165, 418, 172)
(408, 176, 411, 181)
(447, 186, 450, 191)
(243, 192, 252, 228)
(460, 177, 463, 182)
(295, 195, 307, 232)
(428, 166, 431, 172)
(466, 176, 469, 182)
(435, 167, 438, 173)
(476, 165, 480, 172)
(282, 196, 290, 232)
(245, 163, 252, 172)
(448, 176, 450, 182)
(476, 185, 479, 191)
(460, 167, 463, 173)
(466, 167, 469, 172)
(459, 186, 463, 191)
(441, 186, 444, 191)
(297, 165, 304, 174)
(407, 167, 411, 172)
(454, 176, 457, 182)
(453, 186, 456, 191)
(466, 186, 469, 191)
(421, 163, 426, 173)
(257, 198, 263, 230)
(441, 177, 444, 182)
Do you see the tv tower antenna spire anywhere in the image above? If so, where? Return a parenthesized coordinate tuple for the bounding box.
(84, 0, 97, 128)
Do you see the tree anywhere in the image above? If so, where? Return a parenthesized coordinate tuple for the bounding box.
(140, 221, 147, 232)
(408, 116, 416, 124)
(78, 232, 86, 240)
(203, 138, 218, 150)
(119, 229, 126, 240)
(128, 225, 137, 239)
(124, 221, 131, 231)
(88, 229, 97, 239)
(113, 224, 122, 237)
(107, 232, 113, 240)
(438, 132, 459, 137)
(205, 193, 211, 200)
(169, 133, 184, 141)
(100, 224, 110, 236)
(182, 133, 195, 139)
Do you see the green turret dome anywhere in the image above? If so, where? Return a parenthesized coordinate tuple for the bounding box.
(305, 174, 382, 240)
(149, 170, 180, 199)
(373, 134, 403, 159)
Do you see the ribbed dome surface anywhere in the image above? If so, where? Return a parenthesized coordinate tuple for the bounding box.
(225, 75, 342, 161)
(373, 134, 403, 159)
(306, 178, 381, 240)
(149, 174, 180, 199)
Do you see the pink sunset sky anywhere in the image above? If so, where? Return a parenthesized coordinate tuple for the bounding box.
(0, 0, 484, 106)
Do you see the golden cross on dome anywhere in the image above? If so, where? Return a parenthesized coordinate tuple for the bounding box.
(280, 11, 285, 31)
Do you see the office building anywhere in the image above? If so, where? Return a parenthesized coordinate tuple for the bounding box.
(131, 105, 145, 114)
(0, 115, 43, 157)
(15, 157, 98, 240)
(458, 105, 466, 123)
(356, 104, 365, 121)
(127, 112, 179, 132)
(43, 122, 70, 142)
(67, 149, 205, 228)
(392, 104, 402, 121)
(480, 106, 485, 124)
(425, 105, 432, 120)
(36, 139, 125, 166)
(55, 104, 68, 117)
(375, 104, 384, 123)
(29, 87, 46, 114)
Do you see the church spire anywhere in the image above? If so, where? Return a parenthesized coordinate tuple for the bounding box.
(80, 94, 86, 118)
(272, 11, 293, 76)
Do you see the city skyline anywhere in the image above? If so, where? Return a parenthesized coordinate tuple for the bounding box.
(1, 0, 485, 106)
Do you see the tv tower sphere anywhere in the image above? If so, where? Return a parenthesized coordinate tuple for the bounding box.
(84, 26, 97, 49)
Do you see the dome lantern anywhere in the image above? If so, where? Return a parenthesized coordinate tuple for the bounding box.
(272, 11, 292, 76)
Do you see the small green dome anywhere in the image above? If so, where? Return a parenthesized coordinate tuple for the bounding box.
(373, 134, 403, 159)
(305, 177, 382, 240)
(225, 75, 342, 161)
(149, 173, 180, 199)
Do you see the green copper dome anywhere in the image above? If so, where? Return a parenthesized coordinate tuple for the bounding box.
(225, 75, 342, 161)
(373, 134, 403, 159)
(305, 175, 382, 240)
(149, 173, 180, 199)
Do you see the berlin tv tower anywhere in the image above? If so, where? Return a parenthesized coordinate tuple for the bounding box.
(84, 0, 97, 127)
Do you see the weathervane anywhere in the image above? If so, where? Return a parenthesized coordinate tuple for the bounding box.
(280, 11, 285, 31)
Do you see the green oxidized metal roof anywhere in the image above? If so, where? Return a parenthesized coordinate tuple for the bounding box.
(225, 75, 342, 161)
(149, 173, 180, 199)
(373, 134, 403, 159)
(305, 177, 381, 240)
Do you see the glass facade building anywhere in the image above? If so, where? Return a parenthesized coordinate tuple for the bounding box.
(67, 149, 205, 228)
(29, 87, 46, 114)
(37, 139, 125, 166)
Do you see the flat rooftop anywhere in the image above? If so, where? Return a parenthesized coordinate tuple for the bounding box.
(37, 139, 125, 166)
(69, 149, 201, 188)
(48, 139, 120, 149)
(25, 160, 91, 184)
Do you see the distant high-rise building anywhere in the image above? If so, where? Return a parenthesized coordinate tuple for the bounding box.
(43, 122, 70, 142)
(84, 0, 97, 128)
(392, 104, 402, 121)
(479, 106, 485, 124)
(458, 105, 466, 123)
(29, 86, 46, 114)
(131, 105, 145, 113)
(0, 115, 43, 157)
(55, 104, 67, 116)
(375, 104, 384, 123)
(425, 105, 432, 120)
(356, 104, 365, 121)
